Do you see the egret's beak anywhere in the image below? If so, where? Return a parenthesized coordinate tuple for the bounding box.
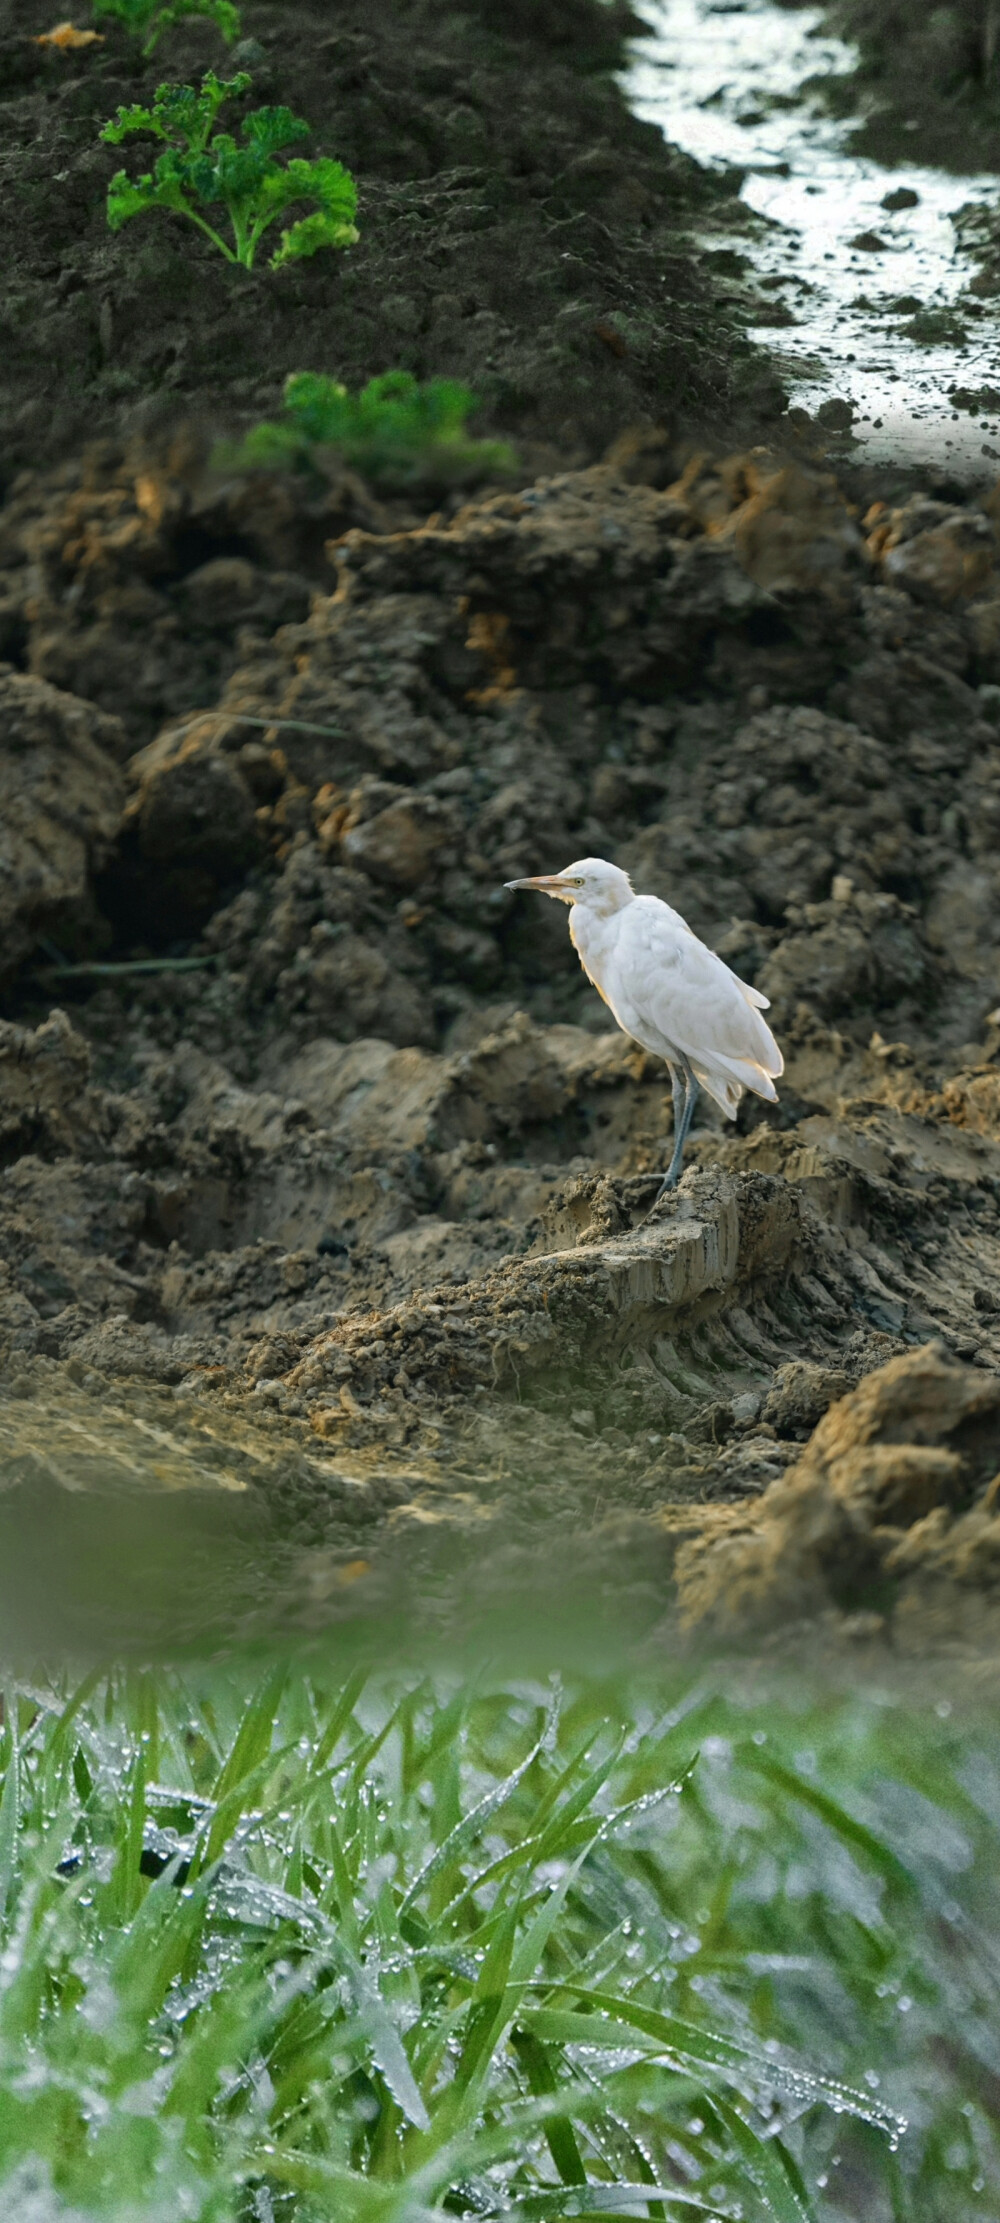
(504, 875, 575, 897)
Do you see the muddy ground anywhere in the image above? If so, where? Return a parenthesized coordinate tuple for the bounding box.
(4, 431, 1000, 1653)
(0, 0, 779, 474)
(803, 0, 1000, 173)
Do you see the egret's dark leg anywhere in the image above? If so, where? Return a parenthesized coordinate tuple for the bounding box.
(657, 1057, 700, 1198)
(669, 1065, 684, 1152)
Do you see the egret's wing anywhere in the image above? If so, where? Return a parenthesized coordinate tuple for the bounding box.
(607, 900, 782, 1113)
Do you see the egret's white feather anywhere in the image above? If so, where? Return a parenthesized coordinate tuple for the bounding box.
(570, 894, 782, 1120)
(503, 859, 783, 1174)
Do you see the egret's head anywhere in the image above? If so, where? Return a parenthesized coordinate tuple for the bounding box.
(504, 857, 634, 917)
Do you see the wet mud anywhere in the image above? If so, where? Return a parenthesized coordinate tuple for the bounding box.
(805, 0, 1000, 173)
(779, 0, 1000, 369)
(628, 0, 1000, 475)
(5, 434, 1000, 1651)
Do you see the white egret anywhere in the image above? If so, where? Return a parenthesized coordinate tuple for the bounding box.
(504, 858, 783, 1195)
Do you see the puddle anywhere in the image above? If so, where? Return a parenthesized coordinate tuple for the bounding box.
(625, 0, 1000, 472)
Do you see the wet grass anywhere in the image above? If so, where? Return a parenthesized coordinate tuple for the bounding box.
(0, 1663, 997, 2219)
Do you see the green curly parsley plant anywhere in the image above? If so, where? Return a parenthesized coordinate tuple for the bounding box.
(225, 369, 518, 487)
(92, 0, 241, 59)
(100, 71, 358, 271)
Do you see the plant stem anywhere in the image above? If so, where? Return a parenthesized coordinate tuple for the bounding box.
(36, 957, 216, 978)
(246, 211, 275, 265)
(228, 204, 254, 267)
(164, 713, 348, 743)
(183, 207, 238, 262)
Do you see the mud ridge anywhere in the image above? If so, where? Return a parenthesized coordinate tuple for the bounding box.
(5, 436, 1000, 1646)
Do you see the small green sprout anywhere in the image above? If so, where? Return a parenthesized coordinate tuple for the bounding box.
(220, 369, 518, 487)
(100, 70, 358, 272)
(92, 0, 241, 59)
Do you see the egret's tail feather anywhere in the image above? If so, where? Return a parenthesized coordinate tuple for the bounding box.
(727, 964, 772, 1015)
(690, 1064, 742, 1118)
(748, 1012, 783, 1078)
(691, 1055, 781, 1120)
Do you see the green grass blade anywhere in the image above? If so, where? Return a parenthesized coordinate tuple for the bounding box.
(310, 1664, 369, 1772)
(511, 2026, 588, 2185)
(0, 1694, 20, 1919)
(710, 2095, 812, 2223)
(527, 1992, 904, 2140)
(511, 2191, 745, 2218)
(211, 1664, 287, 1802)
(355, 1968, 431, 2131)
(399, 1703, 556, 1920)
(743, 1751, 917, 1894)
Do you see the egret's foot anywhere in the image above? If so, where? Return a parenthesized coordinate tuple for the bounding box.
(654, 1168, 680, 1203)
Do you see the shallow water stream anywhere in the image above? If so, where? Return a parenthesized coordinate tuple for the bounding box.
(626, 0, 1000, 471)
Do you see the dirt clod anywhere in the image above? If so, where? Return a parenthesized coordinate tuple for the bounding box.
(674, 1345, 1000, 1634)
(0, 669, 126, 977)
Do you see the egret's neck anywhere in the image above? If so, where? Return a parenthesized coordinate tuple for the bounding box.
(570, 887, 634, 925)
(568, 896, 628, 990)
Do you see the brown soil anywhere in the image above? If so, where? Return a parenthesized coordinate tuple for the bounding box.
(5, 433, 1000, 1653)
(0, 0, 777, 474)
